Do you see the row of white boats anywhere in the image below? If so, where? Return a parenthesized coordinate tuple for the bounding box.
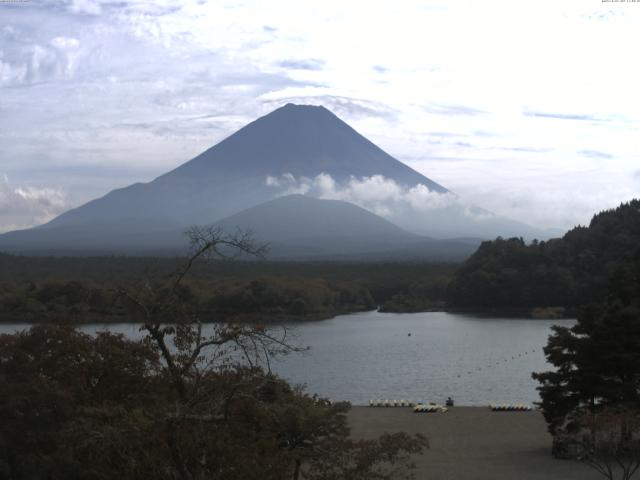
(489, 404, 533, 411)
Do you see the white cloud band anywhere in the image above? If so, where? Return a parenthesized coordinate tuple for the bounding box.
(0, 175, 69, 233)
(266, 172, 460, 217)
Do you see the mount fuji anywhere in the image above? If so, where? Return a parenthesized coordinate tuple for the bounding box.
(0, 103, 548, 257)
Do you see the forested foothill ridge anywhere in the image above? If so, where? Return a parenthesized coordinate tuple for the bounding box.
(447, 199, 640, 315)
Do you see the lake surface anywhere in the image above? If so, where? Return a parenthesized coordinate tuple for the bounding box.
(1, 311, 572, 406)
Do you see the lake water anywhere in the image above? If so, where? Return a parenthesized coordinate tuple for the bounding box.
(1, 311, 572, 406)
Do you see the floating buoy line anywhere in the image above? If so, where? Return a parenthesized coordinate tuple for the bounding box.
(454, 348, 539, 379)
(366, 349, 540, 411)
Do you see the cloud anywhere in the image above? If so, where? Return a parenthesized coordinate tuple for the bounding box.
(473, 131, 495, 138)
(502, 146, 552, 153)
(265, 172, 459, 217)
(276, 59, 325, 71)
(462, 205, 495, 222)
(424, 103, 486, 116)
(66, 0, 179, 16)
(0, 24, 82, 87)
(69, 0, 102, 15)
(0, 44, 65, 86)
(412, 154, 640, 230)
(261, 93, 396, 120)
(428, 131, 465, 138)
(522, 110, 603, 122)
(50, 36, 80, 50)
(579, 149, 613, 159)
(0, 175, 69, 233)
(0, 56, 26, 85)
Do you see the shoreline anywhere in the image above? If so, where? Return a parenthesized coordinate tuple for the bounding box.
(0, 306, 578, 325)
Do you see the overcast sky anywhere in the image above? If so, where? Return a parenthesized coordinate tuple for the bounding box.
(1, 0, 639, 233)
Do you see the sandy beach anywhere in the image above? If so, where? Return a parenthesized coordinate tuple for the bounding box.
(348, 406, 601, 479)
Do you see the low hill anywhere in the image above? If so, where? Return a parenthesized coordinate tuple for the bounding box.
(214, 195, 477, 260)
(216, 194, 415, 244)
(447, 199, 640, 309)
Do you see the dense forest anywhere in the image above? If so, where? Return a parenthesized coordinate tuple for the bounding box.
(447, 200, 640, 311)
(0, 255, 456, 322)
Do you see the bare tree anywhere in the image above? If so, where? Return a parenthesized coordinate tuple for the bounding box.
(118, 226, 300, 401)
(117, 227, 306, 479)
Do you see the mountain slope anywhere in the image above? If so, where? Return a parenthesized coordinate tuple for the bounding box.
(44, 104, 446, 232)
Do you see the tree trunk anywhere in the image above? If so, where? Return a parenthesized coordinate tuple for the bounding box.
(293, 458, 302, 480)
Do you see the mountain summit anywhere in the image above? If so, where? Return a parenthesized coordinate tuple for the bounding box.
(169, 103, 447, 191)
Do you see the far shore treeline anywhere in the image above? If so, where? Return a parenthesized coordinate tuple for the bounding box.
(0, 257, 454, 322)
(1, 199, 639, 323)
